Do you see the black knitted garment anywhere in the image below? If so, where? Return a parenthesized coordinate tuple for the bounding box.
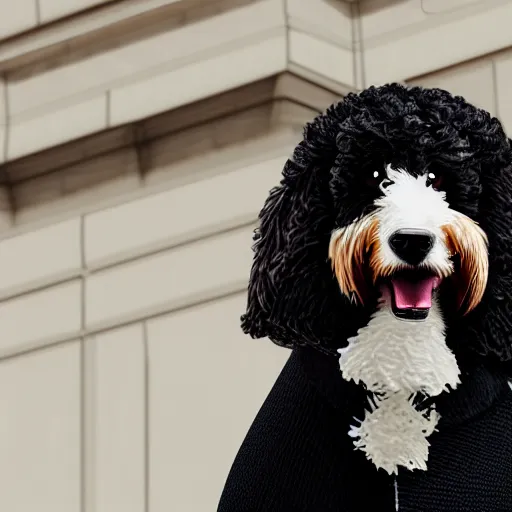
(218, 348, 512, 511)
(218, 85, 512, 511)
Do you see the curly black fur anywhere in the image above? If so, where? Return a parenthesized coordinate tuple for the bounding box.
(241, 83, 512, 371)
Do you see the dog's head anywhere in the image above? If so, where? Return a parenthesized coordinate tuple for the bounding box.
(242, 84, 512, 369)
(328, 163, 488, 321)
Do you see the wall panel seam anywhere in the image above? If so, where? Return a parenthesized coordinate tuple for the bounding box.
(0, 219, 256, 304)
(143, 320, 150, 512)
(0, 288, 245, 362)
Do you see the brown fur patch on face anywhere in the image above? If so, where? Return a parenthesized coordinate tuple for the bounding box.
(330, 211, 488, 312)
(442, 214, 489, 315)
(329, 215, 380, 304)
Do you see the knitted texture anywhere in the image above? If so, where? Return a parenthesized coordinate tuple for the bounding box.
(218, 349, 512, 512)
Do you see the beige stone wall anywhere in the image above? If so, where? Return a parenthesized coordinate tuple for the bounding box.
(0, 0, 510, 510)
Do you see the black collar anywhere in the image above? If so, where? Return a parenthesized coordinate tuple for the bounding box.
(297, 346, 511, 427)
(433, 362, 511, 427)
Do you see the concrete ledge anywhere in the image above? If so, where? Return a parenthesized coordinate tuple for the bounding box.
(1, 0, 354, 162)
(3, 72, 342, 184)
(0, 0, 206, 66)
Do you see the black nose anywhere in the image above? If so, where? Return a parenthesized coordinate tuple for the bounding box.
(388, 229, 435, 265)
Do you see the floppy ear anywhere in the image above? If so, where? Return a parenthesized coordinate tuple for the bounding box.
(240, 119, 368, 355)
(451, 139, 512, 371)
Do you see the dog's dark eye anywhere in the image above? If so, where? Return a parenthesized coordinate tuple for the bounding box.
(366, 169, 384, 188)
(427, 171, 444, 191)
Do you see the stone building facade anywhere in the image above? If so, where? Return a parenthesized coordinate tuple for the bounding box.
(0, 0, 510, 510)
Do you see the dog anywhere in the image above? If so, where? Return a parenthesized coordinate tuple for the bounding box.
(218, 84, 512, 511)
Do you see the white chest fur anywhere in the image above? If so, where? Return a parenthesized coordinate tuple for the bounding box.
(338, 297, 461, 474)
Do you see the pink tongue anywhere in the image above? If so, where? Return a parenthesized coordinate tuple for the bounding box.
(391, 276, 439, 309)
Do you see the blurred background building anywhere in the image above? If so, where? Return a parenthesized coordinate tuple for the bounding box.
(0, 0, 509, 510)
